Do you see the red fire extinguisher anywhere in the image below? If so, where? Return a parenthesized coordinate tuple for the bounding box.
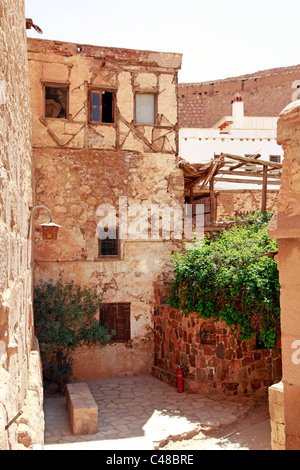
(177, 366, 183, 393)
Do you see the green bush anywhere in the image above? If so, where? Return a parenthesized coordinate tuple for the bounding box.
(34, 279, 113, 391)
(168, 211, 280, 348)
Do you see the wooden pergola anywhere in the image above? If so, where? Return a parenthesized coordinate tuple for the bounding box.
(179, 152, 282, 225)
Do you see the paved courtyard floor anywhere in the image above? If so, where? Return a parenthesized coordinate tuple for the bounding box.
(43, 375, 271, 450)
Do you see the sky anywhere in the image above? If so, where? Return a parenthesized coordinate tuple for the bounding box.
(25, 0, 300, 83)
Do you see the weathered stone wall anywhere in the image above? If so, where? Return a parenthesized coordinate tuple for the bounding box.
(0, 1, 44, 449)
(33, 149, 184, 379)
(179, 65, 300, 128)
(269, 381, 285, 450)
(216, 190, 278, 221)
(152, 283, 282, 395)
(268, 100, 300, 449)
(29, 39, 184, 380)
(28, 38, 182, 153)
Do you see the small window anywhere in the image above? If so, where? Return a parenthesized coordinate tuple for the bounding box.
(45, 85, 68, 119)
(100, 303, 131, 342)
(270, 155, 281, 163)
(135, 93, 155, 125)
(90, 89, 115, 123)
(98, 229, 120, 258)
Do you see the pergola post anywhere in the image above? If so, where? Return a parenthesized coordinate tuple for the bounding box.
(262, 165, 268, 212)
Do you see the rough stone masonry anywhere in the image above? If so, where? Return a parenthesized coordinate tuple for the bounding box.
(0, 0, 44, 450)
(28, 37, 185, 380)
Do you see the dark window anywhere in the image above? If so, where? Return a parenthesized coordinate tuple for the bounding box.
(45, 85, 68, 119)
(100, 303, 130, 342)
(270, 155, 281, 163)
(98, 229, 120, 257)
(90, 90, 114, 123)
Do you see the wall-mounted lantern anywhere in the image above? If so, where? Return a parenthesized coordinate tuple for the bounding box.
(28, 205, 62, 240)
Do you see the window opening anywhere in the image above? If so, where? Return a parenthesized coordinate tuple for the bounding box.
(98, 229, 120, 257)
(90, 90, 114, 123)
(100, 303, 131, 342)
(45, 86, 68, 119)
(135, 93, 155, 125)
(270, 155, 281, 163)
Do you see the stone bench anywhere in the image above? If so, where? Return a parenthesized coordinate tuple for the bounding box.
(66, 382, 98, 435)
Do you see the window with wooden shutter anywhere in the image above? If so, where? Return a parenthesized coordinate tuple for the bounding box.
(100, 303, 131, 342)
(90, 89, 115, 124)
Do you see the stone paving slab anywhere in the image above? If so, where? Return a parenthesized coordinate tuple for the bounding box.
(163, 401, 271, 450)
(43, 375, 263, 450)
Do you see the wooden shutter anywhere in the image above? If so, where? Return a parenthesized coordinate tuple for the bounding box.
(90, 90, 102, 122)
(100, 303, 117, 333)
(100, 303, 130, 342)
(116, 303, 130, 342)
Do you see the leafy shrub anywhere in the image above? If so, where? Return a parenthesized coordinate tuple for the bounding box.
(34, 279, 113, 391)
(168, 211, 280, 348)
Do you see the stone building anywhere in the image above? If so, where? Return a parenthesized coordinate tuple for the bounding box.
(176, 66, 300, 221)
(27, 37, 184, 380)
(179, 95, 283, 186)
(178, 64, 300, 129)
(0, 1, 44, 450)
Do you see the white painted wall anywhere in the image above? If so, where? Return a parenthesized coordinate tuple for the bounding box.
(179, 98, 283, 190)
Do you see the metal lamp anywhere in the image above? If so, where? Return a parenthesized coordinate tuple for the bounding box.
(28, 205, 62, 240)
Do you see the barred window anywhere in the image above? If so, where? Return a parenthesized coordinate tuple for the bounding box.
(98, 229, 120, 258)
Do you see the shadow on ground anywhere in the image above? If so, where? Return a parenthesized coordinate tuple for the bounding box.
(43, 376, 270, 450)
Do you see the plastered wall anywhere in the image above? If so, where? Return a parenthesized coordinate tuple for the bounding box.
(28, 39, 185, 379)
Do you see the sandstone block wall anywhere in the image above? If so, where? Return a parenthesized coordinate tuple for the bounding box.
(152, 283, 282, 395)
(179, 65, 300, 128)
(28, 38, 184, 379)
(0, 1, 44, 449)
(268, 100, 300, 449)
(269, 381, 285, 450)
(216, 190, 278, 221)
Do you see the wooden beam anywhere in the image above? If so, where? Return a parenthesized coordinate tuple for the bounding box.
(219, 169, 281, 179)
(221, 153, 282, 169)
(185, 189, 210, 196)
(262, 165, 268, 212)
(200, 163, 217, 189)
(214, 177, 280, 185)
(185, 161, 223, 190)
(210, 176, 216, 224)
(189, 187, 194, 204)
(256, 167, 282, 174)
(199, 161, 225, 189)
(229, 153, 261, 171)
